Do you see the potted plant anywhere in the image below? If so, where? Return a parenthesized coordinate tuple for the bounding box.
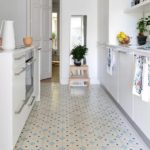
(137, 17, 148, 45)
(147, 16, 150, 38)
(70, 45, 88, 66)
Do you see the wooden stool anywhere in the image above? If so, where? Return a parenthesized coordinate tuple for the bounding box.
(69, 65, 90, 88)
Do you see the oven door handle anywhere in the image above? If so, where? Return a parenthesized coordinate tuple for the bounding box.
(15, 67, 27, 76)
(27, 59, 36, 66)
(14, 54, 26, 60)
(28, 96, 36, 106)
(15, 100, 27, 114)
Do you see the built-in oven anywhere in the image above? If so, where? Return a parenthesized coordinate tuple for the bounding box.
(25, 50, 34, 101)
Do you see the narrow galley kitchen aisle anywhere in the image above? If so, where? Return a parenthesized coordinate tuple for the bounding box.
(14, 82, 149, 150)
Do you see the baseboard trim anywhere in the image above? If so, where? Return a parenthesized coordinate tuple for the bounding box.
(101, 84, 150, 148)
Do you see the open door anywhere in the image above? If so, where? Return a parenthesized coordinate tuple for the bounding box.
(40, 0, 52, 80)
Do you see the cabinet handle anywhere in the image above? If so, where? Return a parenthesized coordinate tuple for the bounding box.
(37, 47, 42, 51)
(27, 59, 36, 66)
(15, 100, 26, 114)
(28, 96, 36, 106)
(118, 51, 133, 55)
(14, 55, 26, 60)
(15, 67, 26, 76)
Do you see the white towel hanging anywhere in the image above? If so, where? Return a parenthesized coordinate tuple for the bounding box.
(107, 48, 115, 76)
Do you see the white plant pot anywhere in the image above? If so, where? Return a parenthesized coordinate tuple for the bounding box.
(2, 20, 15, 50)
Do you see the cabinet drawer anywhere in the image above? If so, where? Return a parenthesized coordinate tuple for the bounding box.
(13, 52, 26, 68)
(118, 52, 134, 117)
(13, 69, 26, 111)
(14, 63, 26, 76)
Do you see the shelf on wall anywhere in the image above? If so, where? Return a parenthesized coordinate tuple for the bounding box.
(125, 0, 150, 13)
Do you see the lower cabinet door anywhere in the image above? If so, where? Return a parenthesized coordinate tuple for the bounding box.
(13, 95, 35, 147)
(13, 64, 26, 146)
(101, 47, 119, 100)
(118, 51, 134, 117)
(133, 96, 150, 139)
(108, 50, 119, 100)
(13, 62, 37, 147)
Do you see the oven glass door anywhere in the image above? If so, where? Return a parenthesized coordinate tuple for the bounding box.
(26, 57, 34, 101)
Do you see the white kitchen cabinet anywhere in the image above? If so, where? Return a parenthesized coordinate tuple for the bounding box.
(0, 47, 40, 150)
(100, 46, 119, 101)
(107, 48, 119, 101)
(100, 45, 150, 140)
(133, 92, 150, 140)
(118, 50, 134, 117)
(13, 52, 26, 146)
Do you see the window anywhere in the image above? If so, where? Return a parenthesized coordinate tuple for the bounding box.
(70, 15, 87, 49)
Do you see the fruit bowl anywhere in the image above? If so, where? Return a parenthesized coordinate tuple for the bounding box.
(117, 32, 130, 45)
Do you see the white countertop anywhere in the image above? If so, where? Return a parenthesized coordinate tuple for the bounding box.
(0, 46, 35, 55)
(105, 44, 150, 57)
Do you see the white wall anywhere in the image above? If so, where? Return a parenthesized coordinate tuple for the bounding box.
(97, 0, 142, 82)
(0, 0, 27, 46)
(97, 0, 142, 46)
(60, 0, 99, 84)
(97, 0, 109, 82)
(97, 0, 109, 45)
(109, 0, 141, 45)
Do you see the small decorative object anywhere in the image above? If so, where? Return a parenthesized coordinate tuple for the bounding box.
(117, 32, 130, 45)
(2, 20, 15, 50)
(137, 17, 148, 45)
(23, 36, 33, 47)
(135, 0, 140, 5)
(70, 45, 88, 66)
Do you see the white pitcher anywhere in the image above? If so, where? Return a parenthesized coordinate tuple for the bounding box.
(2, 20, 15, 50)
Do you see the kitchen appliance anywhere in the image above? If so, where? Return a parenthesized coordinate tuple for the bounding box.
(14, 49, 35, 114)
(25, 50, 34, 101)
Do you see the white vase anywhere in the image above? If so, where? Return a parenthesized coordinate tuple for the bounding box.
(2, 20, 15, 50)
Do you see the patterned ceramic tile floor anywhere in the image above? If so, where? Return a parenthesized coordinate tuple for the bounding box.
(14, 82, 150, 150)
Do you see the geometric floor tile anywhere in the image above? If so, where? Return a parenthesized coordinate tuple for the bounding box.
(14, 81, 149, 150)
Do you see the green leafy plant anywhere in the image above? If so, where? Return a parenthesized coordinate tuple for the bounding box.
(146, 16, 150, 26)
(70, 45, 88, 61)
(137, 17, 148, 36)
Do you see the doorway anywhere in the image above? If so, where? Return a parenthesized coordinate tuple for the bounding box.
(51, 0, 60, 83)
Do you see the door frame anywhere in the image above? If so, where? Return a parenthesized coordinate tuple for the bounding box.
(59, 0, 62, 84)
(51, 0, 62, 83)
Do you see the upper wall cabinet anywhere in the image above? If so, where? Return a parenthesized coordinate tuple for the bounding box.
(125, 0, 150, 13)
